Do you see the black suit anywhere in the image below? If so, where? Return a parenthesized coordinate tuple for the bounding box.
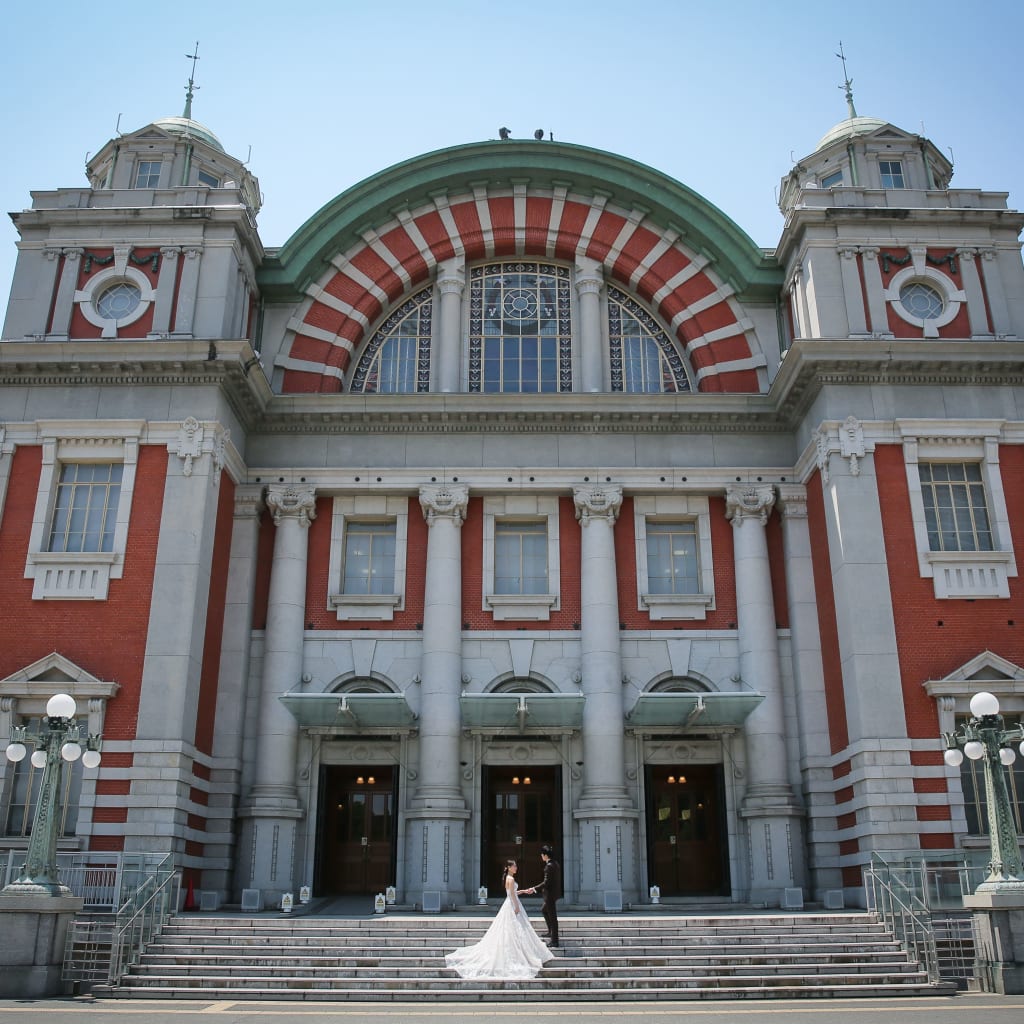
(532, 858, 561, 944)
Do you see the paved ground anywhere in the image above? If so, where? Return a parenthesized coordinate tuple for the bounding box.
(0, 995, 1022, 1024)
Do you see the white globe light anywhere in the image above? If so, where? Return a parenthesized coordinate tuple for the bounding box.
(1020, 740, 1024, 757)
(1000, 747, 1017, 766)
(970, 692, 1000, 718)
(943, 748, 964, 767)
(61, 742, 82, 762)
(46, 693, 76, 719)
(31, 749, 48, 769)
(5, 742, 27, 763)
(964, 740, 985, 761)
(81, 749, 101, 769)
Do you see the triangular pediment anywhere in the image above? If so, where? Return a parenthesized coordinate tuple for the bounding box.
(1, 651, 104, 685)
(922, 650, 1024, 700)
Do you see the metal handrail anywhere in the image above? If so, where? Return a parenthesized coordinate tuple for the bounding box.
(864, 852, 941, 984)
(107, 858, 180, 985)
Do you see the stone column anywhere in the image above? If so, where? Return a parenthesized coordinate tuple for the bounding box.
(726, 484, 804, 903)
(789, 262, 811, 339)
(207, 485, 264, 901)
(148, 247, 180, 338)
(404, 484, 470, 905)
(956, 249, 993, 339)
(575, 258, 605, 392)
(776, 485, 835, 896)
(980, 249, 1016, 339)
(171, 246, 203, 337)
(49, 248, 83, 339)
(238, 484, 315, 904)
(572, 484, 638, 905)
(435, 258, 465, 392)
(858, 247, 893, 337)
(838, 247, 868, 336)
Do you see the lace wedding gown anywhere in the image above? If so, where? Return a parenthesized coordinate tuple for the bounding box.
(445, 880, 554, 979)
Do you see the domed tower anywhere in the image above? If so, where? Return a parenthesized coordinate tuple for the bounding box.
(2, 60, 262, 345)
(775, 62, 1021, 343)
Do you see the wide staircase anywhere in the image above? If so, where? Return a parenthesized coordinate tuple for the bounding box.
(96, 911, 957, 1001)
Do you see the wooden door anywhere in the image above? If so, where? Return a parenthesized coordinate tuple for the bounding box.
(646, 763, 728, 896)
(482, 765, 561, 894)
(316, 765, 395, 894)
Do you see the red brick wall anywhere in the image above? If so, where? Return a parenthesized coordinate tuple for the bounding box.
(194, 472, 235, 755)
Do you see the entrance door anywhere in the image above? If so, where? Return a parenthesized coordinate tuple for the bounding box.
(315, 765, 396, 895)
(646, 763, 728, 896)
(482, 765, 561, 894)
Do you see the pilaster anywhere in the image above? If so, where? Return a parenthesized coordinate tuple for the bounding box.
(575, 258, 605, 392)
(435, 258, 465, 392)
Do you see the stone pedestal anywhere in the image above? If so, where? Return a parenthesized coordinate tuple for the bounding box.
(0, 893, 83, 997)
(964, 891, 1024, 994)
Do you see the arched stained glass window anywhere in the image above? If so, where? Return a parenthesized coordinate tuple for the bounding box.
(351, 287, 432, 393)
(608, 288, 691, 393)
(468, 263, 572, 393)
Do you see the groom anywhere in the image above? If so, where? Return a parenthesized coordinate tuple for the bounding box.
(522, 844, 561, 947)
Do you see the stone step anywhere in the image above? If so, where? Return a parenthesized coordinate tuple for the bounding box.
(100, 981, 953, 1002)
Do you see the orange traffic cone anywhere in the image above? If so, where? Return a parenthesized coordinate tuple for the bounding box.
(183, 875, 198, 911)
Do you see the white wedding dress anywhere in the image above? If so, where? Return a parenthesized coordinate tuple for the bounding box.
(445, 879, 554, 979)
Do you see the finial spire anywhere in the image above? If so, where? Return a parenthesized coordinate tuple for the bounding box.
(183, 42, 201, 119)
(835, 41, 857, 119)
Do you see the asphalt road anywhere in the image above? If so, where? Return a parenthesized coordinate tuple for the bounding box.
(0, 995, 1022, 1024)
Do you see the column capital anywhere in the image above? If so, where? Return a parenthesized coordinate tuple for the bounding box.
(725, 484, 775, 526)
(436, 263, 465, 296)
(266, 484, 317, 527)
(62, 247, 84, 262)
(159, 246, 182, 260)
(955, 246, 978, 261)
(419, 483, 468, 525)
(573, 484, 622, 525)
(574, 258, 604, 297)
(234, 483, 265, 519)
(776, 484, 808, 519)
(858, 246, 880, 259)
(838, 246, 859, 261)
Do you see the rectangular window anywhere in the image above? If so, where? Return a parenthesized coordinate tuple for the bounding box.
(196, 170, 220, 188)
(646, 520, 699, 595)
(820, 170, 843, 188)
(494, 521, 548, 594)
(134, 160, 162, 188)
(4, 719, 81, 837)
(47, 463, 123, 554)
(879, 160, 905, 189)
(957, 714, 1024, 835)
(919, 463, 993, 553)
(342, 522, 396, 595)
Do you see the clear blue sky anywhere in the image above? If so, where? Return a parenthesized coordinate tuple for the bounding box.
(2, 0, 1022, 317)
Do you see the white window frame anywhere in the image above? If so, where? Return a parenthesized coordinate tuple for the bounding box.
(820, 169, 844, 188)
(74, 257, 157, 339)
(327, 495, 408, 620)
(634, 495, 715, 620)
(899, 422, 1016, 599)
(878, 159, 906, 189)
(24, 422, 144, 601)
(483, 496, 559, 620)
(883, 254, 965, 338)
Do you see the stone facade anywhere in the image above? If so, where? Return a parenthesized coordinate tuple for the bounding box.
(1, 102, 1023, 911)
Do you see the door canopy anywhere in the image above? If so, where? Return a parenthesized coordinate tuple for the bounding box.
(259, 140, 782, 394)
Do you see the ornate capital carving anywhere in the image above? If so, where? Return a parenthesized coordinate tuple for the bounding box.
(266, 485, 317, 527)
(234, 484, 265, 519)
(955, 247, 978, 261)
(839, 247, 859, 261)
(160, 246, 182, 261)
(725, 484, 775, 526)
(858, 246, 879, 259)
(573, 484, 622, 525)
(436, 267, 465, 297)
(63, 248, 84, 262)
(776, 484, 808, 519)
(419, 483, 469, 526)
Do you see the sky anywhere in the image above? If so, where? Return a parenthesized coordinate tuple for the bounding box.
(1, 0, 1022, 316)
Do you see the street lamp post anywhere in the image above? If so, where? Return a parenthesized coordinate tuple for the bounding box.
(3, 693, 102, 897)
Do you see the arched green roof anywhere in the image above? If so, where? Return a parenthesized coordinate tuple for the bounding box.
(257, 140, 782, 301)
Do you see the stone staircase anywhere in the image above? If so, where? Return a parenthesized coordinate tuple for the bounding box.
(93, 911, 958, 1001)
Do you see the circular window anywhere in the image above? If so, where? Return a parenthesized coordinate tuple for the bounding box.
(95, 281, 142, 321)
(899, 282, 943, 320)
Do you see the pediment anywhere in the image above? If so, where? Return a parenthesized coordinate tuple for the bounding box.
(1, 651, 104, 685)
(922, 649, 1024, 700)
(0, 652, 119, 708)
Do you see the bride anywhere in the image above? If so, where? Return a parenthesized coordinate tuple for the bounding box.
(445, 859, 555, 979)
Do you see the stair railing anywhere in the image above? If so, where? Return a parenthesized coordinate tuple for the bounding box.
(106, 856, 181, 986)
(864, 852, 941, 984)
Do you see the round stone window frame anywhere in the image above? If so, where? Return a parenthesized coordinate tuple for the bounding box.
(884, 265, 965, 338)
(74, 266, 156, 337)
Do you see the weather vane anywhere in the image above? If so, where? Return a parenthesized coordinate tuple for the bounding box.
(183, 41, 201, 119)
(835, 41, 857, 119)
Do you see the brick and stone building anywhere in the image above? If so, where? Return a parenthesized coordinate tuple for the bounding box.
(1, 81, 1022, 911)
